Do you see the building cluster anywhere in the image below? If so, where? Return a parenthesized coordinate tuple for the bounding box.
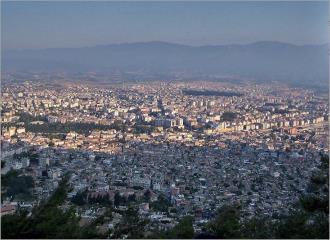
(1, 80, 328, 231)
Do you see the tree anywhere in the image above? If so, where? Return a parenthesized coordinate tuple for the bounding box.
(221, 112, 237, 122)
(167, 216, 194, 239)
(207, 205, 241, 239)
(1, 170, 34, 200)
(150, 194, 171, 212)
(112, 206, 148, 239)
(241, 217, 273, 239)
(1, 210, 30, 238)
(71, 190, 88, 206)
(1, 174, 104, 239)
(88, 194, 112, 207)
(274, 154, 329, 239)
(144, 189, 151, 202)
(128, 193, 136, 203)
(114, 191, 126, 207)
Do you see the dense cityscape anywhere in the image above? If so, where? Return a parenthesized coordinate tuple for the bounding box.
(1, 1, 329, 239)
(1, 77, 329, 238)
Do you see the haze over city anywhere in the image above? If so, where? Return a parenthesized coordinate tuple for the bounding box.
(1, 1, 329, 239)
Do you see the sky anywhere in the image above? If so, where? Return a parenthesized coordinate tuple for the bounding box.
(1, 1, 329, 50)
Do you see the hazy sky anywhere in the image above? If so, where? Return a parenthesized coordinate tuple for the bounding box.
(2, 1, 328, 50)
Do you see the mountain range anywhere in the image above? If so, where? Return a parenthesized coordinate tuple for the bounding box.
(2, 41, 328, 86)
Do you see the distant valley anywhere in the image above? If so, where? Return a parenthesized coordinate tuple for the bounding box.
(3, 41, 328, 87)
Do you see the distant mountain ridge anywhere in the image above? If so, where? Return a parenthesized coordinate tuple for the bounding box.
(2, 41, 328, 86)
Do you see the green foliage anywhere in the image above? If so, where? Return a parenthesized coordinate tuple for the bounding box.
(1, 169, 20, 186)
(240, 217, 274, 239)
(1, 170, 34, 200)
(13, 150, 39, 164)
(71, 186, 112, 207)
(134, 124, 155, 134)
(1, 210, 30, 238)
(2, 154, 328, 239)
(144, 189, 151, 202)
(17, 112, 126, 135)
(163, 154, 330, 239)
(89, 194, 113, 207)
(46, 175, 70, 207)
(91, 208, 113, 226)
(114, 191, 126, 207)
(112, 206, 148, 239)
(71, 190, 88, 206)
(28, 206, 81, 238)
(26, 122, 117, 135)
(207, 205, 241, 239)
(1, 174, 104, 239)
(300, 194, 328, 213)
(274, 154, 329, 239)
(28, 151, 39, 164)
(301, 154, 329, 214)
(127, 193, 137, 202)
(182, 89, 242, 97)
(132, 185, 144, 190)
(150, 194, 171, 212)
(221, 112, 238, 122)
(166, 216, 194, 239)
(320, 154, 329, 170)
(274, 209, 328, 239)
